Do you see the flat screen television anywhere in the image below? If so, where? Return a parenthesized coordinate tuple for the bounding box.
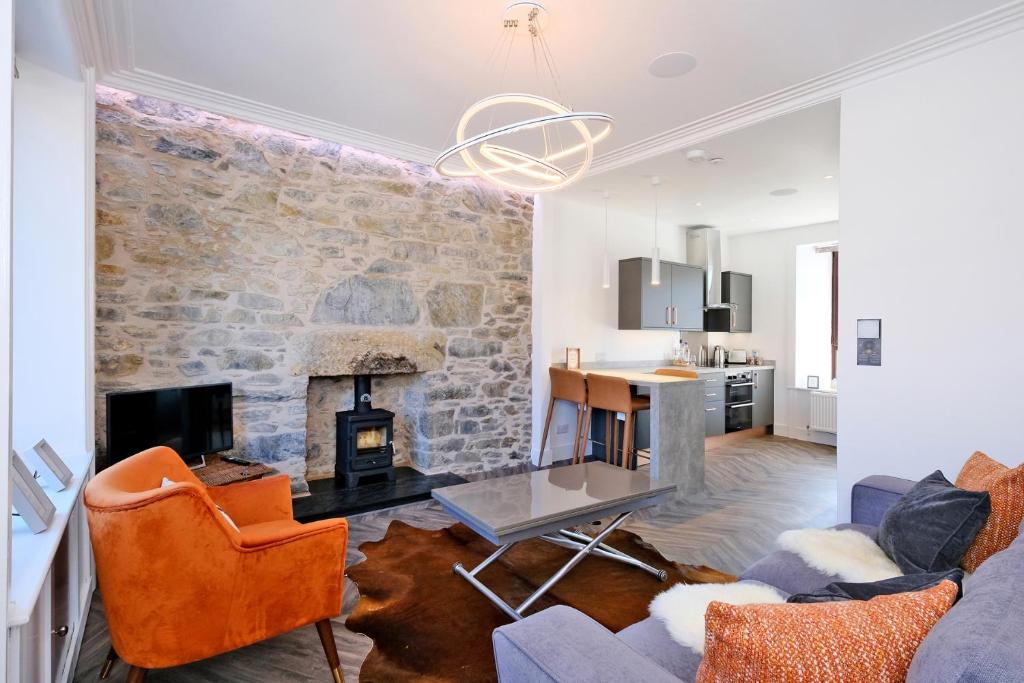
(106, 382, 233, 466)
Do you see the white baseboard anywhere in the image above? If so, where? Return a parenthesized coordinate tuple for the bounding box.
(774, 423, 837, 447)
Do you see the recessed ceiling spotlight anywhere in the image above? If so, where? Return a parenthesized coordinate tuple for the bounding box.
(769, 188, 799, 197)
(695, 201, 702, 207)
(648, 51, 698, 79)
(823, 174, 835, 180)
(686, 149, 709, 163)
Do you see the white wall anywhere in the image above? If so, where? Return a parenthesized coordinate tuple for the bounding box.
(723, 221, 839, 443)
(837, 30, 1024, 520)
(531, 193, 685, 462)
(12, 60, 92, 459)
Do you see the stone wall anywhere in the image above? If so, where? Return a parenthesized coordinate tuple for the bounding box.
(94, 87, 533, 492)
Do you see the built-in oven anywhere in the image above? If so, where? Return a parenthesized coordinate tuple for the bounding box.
(725, 370, 755, 432)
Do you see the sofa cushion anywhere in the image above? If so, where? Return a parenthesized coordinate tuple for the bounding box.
(878, 470, 991, 574)
(697, 581, 959, 683)
(955, 451, 1024, 572)
(907, 526, 1024, 682)
(618, 616, 703, 682)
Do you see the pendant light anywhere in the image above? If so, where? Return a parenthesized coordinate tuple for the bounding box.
(601, 191, 611, 289)
(433, 2, 613, 193)
(651, 176, 661, 286)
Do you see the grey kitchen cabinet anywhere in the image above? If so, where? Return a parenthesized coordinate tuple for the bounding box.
(619, 258, 705, 331)
(703, 372, 726, 436)
(670, 263, 705, 330)
(752, 368, 774, 428)
(704, 400, 725, 437)
(705, 271, 752, 333)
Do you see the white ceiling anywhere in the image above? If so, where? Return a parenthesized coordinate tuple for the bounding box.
(71, 0, 1010, 169)
(563, 100, 840, 235)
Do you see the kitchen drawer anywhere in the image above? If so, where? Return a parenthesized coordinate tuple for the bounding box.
(704, 400, 725, 437)
(702, 373, 725, 403)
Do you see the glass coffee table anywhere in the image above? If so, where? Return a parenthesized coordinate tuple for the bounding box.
(431, 461, 677, 620)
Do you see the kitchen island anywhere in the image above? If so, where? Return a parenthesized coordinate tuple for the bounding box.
(576, 367, 705, 495)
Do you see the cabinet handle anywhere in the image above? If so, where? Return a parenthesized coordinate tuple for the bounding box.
(728, 402, 755, 409)
(705, 407, 717, 412)
(706, 392, 717, 397)
(665, 306, 670, 325)
(673, 306, 678, 325)
(52, 625, 69, 637)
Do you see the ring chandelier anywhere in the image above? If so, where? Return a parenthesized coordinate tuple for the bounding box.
(433, 2, 613, 193)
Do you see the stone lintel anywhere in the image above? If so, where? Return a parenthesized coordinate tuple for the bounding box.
(294, 329, 447, 377)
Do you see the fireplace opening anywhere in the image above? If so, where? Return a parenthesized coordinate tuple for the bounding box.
(336, 375, 397, 488)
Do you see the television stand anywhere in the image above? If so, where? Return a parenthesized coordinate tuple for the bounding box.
(193, 455, 274, 487)
(187, 454, 207, 470)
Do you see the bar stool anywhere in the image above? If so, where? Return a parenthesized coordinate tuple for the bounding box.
(539, 367, 588, 466)
(583, 374, 650, 469)
(654, 367, 699, 379)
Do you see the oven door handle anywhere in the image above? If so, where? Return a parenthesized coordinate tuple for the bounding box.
(727, 382, 754, 388)
(727, 402, 755, 409)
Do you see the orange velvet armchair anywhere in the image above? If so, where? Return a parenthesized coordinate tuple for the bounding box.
(84, 446, 349, 682)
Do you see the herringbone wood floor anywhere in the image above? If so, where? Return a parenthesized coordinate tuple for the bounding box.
(73, 435, 836, 682)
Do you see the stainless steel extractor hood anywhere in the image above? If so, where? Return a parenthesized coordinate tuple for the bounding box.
(686, 226, 733, 310)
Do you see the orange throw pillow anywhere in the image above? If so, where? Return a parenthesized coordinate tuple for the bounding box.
(955, 451, 1024, 572)
(696, 581, 958, 683)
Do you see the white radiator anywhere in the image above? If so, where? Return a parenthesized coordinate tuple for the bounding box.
(809, 391, 838, 434)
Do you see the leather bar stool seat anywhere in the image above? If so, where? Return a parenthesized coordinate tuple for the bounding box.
(584, 374, 650, 469)
(539, 367, 589, 466)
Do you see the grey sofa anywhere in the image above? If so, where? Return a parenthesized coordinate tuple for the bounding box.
(492, 475, 1024, 682)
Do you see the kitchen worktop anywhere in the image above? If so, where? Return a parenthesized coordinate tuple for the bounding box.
(580, 368, 700, 385)
(574, 364, 774, 383)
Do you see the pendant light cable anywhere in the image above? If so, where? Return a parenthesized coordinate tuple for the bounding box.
(602, 191, 611, 288)
(651, 176, 661, 286)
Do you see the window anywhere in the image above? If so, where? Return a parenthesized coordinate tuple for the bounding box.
(795, 242, 838, 388)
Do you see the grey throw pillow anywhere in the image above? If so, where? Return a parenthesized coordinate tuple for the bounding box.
(878, 470, 990, 574)
(787, 568, 964, 603)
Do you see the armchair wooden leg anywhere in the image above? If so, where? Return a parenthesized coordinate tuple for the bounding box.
(315, 619, 344, 683)
(99, 647, 118, 679)
(126, 666, 147, 683)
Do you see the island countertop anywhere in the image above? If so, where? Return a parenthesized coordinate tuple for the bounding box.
(580, 367, 700, 386)
(553, 364, 705, 495)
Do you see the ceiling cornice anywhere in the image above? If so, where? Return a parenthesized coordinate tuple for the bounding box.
(590, 0, 1024, 175)
(70, 0, 1024, 172)
(99, 67, 439, 165)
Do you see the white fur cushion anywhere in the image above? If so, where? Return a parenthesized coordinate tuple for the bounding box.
(777, 528, 902, 583)
(649, 581, 786, 654)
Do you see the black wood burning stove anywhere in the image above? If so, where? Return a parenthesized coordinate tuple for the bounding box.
(335, 375, 396, 489)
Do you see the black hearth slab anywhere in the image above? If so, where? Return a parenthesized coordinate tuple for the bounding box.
(293, 467, 467, 521)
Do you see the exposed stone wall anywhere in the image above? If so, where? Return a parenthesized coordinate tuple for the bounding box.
(94, 87, 533, 492)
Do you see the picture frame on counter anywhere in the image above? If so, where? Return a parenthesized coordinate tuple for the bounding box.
(807, 375, 820, 389)
(32, 438, 73, 490)
(11, 450, 56, 534)
(565, 347, 581, 370)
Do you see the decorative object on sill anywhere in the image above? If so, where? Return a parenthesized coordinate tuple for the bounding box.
(346, 520, 735, 682)
(11, 450, 55, 534)
(565, 347, 581, 370)
(31, 438, 73, 490)
(601, 191, 611, 289)
(807, 375, 820, 390)
(650, 176, 661, 285)
(857, 318, 882, 366)
(433, 2, 613, 192)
